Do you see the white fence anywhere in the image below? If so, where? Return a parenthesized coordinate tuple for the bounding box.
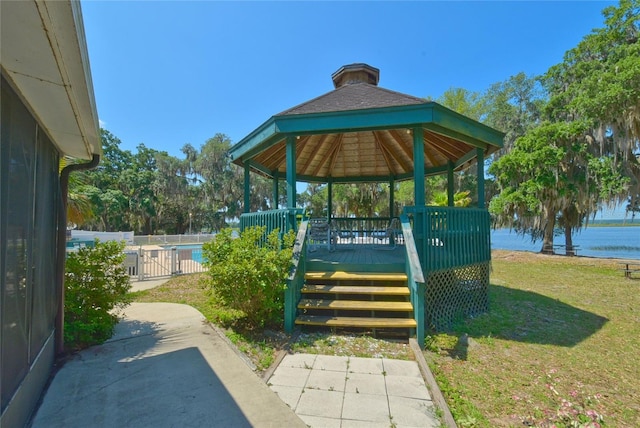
(71, 230, 135, 244)
(133, 234, 216, 246)
(125, 246, 206, 281)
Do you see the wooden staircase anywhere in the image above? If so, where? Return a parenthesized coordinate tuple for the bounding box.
(295, 271, 417, 334)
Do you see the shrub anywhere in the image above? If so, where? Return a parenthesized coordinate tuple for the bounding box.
(202, 226, 295, 328)
(64, 239, 131, 350)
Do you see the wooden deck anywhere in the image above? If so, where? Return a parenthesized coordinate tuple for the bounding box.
(306, 244, 406, 265)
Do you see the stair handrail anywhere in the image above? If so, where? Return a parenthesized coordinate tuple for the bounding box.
(284, 219, 309, 332)
(400, 213, 426, 348)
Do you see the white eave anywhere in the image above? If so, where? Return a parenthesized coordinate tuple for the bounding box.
(1, 0, 100, 159)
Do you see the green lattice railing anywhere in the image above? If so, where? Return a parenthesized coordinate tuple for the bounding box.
(403, 206, 491, 331)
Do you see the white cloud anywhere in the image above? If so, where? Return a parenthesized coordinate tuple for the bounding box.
(98, 119, 106, 128)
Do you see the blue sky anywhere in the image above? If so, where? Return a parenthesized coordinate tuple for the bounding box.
(81, 1, 627, 218)
(82, 0, 615, 156)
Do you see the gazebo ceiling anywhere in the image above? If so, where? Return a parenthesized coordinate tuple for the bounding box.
(229, 63, 504, 183)
(255, 128, 475, 182)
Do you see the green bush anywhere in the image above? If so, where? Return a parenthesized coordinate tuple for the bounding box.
(202, 226, 295, 328)
(64, 239, 131, 350)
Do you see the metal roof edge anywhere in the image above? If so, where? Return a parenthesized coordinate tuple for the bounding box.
(69, 0, 101, 156)
(274, 103, 434, 134)
(228, 116, 278, 163)
(231, 101, 505, 164)
(431, 103, 505, 148)
(1, 0, 101, 159)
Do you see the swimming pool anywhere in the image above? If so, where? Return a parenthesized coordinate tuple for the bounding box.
(161, 244, 205, 263)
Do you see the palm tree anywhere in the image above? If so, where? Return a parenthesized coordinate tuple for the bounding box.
(61, 158, 94, 227)
(429, 190, 472, 207)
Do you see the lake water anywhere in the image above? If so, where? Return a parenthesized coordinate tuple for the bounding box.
(491, 226, 640, 260)
(162, 228, 639, 261)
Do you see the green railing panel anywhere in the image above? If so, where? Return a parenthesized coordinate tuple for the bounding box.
(239, 208, 304, 243)
(330, 217, 392, 235)
(400, 214, 425, 348)
(403, 206, 491, 331)
(285, 220, 308, 332)
(403, 206, 491, 272)
(330, 216, 404, 247)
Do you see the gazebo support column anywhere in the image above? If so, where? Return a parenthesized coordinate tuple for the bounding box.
(477, 148, 485, 208)
(413, 127, 426, 262)
(327, 180, 333, 222)
(273, 176, 279, 209)
(286, 136, 297, 229)
(447, 161, 454, 207)
(413, 128, 425, 207)
(244, 164, 250, 213)
(389, 178, 395, 217)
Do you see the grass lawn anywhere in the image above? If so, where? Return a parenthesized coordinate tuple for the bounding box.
(428, 250, 640, 427)
(129, 250, 639, 426)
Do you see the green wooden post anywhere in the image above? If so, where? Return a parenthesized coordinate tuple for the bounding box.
(389, 178, 395, 217)
(413, 128, 426, 269)
(273, 176, 279, 209)
(417, 281, 425, 348)
(413, 128, 425, 207)
(388, 178, 395, 248)
(477, 148, 485, 209)
(244, 163, 250, 213)
(327, 180, 333, 222)
(447, 161, 454, 207)
(286, 136, 296, 208)
(284, 279, 296, 332)
(413, 127, 429, 269)
(286, 136, 297, 229)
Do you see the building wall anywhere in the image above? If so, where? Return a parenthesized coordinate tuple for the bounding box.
(1, 75, 61, 427)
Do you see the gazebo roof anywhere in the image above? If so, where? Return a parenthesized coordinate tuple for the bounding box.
(229, 63, 504, 183)
(279, 68, 425, 115)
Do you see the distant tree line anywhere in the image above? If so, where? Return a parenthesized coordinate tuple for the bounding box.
(70, 131, 277, 234)
(487, 0, 639, 250)
(437, 0, 639, 251)
(70, 129, 464, 234)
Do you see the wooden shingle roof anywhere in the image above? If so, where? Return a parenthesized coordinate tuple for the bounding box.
(229, 64, 504, 183)
(278, 83, 426, 116)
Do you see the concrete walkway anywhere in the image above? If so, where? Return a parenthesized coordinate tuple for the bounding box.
(129, 277, 172, 292)
(32, 277, 442, 427)
(268, 353, 440, 427)
(31, 303, 306, 427)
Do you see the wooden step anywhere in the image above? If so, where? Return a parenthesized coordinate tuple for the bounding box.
(295, 315, 417, 328)
(305, 271, 407, 282)
(302, 284, 410, 295)
(298, 299, 413, 311)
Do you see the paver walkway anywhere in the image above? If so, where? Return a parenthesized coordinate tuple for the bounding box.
(268, 353, 440, 427)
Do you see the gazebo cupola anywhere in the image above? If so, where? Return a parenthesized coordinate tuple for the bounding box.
(331, 63, 380, 87)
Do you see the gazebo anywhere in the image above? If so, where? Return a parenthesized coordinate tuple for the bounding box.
(228, 64, 504, 347)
